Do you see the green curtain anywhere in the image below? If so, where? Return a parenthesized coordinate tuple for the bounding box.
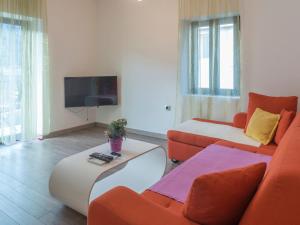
(0, 0, 50, 144)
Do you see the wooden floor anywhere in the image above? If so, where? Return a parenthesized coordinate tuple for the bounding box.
(0, 127, 170, 225)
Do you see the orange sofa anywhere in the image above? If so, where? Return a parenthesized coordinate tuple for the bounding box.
(88, 113, 300, 225)
(168, 93, 298, 162)
(168, 115, 277, 161)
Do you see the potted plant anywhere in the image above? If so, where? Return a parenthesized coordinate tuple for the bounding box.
(104, 119, 127, 152)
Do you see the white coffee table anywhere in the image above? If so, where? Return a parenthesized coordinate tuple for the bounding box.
(49, 139, 166, 216)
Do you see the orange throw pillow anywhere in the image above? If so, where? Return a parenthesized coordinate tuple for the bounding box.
(183, 163, 267, 225)
(245, 92, 298, 131)
(274, 109, 296, 145)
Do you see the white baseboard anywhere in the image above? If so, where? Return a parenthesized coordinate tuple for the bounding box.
(43, 122, 167, 140)
(44, 123, 97, 138)
(96, 122, 167, 140)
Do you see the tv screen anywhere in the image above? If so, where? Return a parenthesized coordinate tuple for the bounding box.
(64, 76, 118, 108)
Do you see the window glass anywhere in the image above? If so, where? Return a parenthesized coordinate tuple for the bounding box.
(198, 26, 210, 89)
(220, 23, 234, 90)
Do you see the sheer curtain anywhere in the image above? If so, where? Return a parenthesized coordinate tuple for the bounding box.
(176, 0, 242, 125)
(0, 0, 50, 145)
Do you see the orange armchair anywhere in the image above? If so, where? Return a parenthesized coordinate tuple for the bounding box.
(88, 186, 196, 225)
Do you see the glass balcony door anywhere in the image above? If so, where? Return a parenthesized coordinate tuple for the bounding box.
(0, 20, 22, 144)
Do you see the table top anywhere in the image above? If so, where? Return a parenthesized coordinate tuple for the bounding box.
(57, 138, 161, 179)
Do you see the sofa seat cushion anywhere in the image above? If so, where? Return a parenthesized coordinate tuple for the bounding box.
(216, 140, 277, 156)
(169, 120, 261, 148)
(150, 145, 272, 203)
(142, 190, 184, 216)
(168, 130, 220, 149)
(192, 118, 234, 126)
(168, 140, 207, 161)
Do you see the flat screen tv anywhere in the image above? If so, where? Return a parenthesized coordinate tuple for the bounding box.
(64, 76, 118, 108)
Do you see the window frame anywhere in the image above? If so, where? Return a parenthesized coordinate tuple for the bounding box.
(189, 16, 241, 97)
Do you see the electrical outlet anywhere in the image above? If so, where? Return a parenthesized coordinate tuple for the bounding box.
(165, 105, 172, 111)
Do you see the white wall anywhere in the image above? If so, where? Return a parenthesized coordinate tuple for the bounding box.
(241, 0, 300, 109)
(95, 0, 300, 134)
(95, 0, 178, 134)
(46, 0, 300, 134)
(47, 0, 99, 132)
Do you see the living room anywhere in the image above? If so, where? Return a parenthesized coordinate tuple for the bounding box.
(1, 0, 300, 225)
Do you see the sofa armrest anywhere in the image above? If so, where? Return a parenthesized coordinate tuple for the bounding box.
(88, 186, 195, 225)
(192, 118, 233, 126)
(233, 112, 248, 129)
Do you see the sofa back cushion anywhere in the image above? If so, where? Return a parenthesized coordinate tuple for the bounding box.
(245, 92, 298, 131)
(184, 163, 267, 225)
(274, 109, 296, 145)
(239, 113, 300, 225)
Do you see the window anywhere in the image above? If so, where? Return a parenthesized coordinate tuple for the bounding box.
(190, 16, 240, 96)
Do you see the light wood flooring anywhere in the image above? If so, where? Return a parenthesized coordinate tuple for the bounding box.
(0, 127, 171, 225)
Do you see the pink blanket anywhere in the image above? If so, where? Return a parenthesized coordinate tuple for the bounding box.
(150, 144, 272, 203)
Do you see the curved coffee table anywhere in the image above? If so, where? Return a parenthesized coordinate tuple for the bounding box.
(49, 139, 167, 216)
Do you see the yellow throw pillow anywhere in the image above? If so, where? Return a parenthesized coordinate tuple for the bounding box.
(246, 108, 280, 145)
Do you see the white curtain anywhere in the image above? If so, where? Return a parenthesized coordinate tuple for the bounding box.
(176, 0, 242, 125)
(0, 0, 50, 145)
(179, 0, 240, 21)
